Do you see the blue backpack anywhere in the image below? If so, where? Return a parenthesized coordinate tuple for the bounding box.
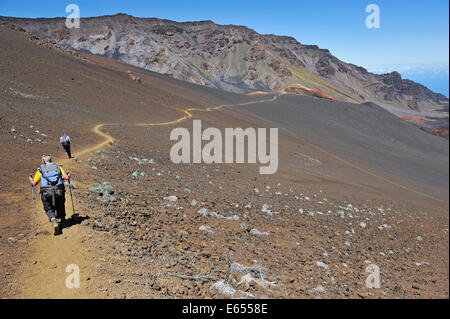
(39, 163, 63, 187)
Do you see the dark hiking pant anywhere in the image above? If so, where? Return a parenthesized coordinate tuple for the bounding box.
(41, 186, 66, 221)
(62, 142, 71, 158)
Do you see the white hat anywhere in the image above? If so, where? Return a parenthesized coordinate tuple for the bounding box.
(42, 155, 52, 162)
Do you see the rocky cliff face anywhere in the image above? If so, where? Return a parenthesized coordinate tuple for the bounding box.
(1, 13, 448, 112)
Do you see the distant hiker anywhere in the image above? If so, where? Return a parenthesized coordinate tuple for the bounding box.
(60, 132, 71, 158)
(28, 155, 71, 235)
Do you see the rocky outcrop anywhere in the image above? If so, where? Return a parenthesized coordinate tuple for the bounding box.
(1, 13, 447, 113)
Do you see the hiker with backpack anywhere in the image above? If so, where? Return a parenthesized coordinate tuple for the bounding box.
(28, 155, 71, 235)
(60, 132, 71, 159)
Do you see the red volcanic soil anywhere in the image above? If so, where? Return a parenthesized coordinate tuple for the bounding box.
(397, 115, 449, 138)
(284, 84, 342, 101)
(397, 115, 429, 125)
(309, 89, 341, 101)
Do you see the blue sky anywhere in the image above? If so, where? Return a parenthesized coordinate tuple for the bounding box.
(1, 0, 448, 95)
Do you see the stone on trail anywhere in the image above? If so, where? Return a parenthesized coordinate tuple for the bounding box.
(237, 273, 276, 289)
(164, 195, 178, 203)
(199, 225, 214, 234)
(312, 285, 326, 293)
(360, 222, 367, 228)
(316, 261, 329, 270)
(93, 220, 105, 230)
(198, 208, 209, 217)
(378, 224, 392, 230)
(209, 212, 239, 221)
(210, 280, 236, 297)
(261, 203, 279, 216)
(250, 228, 269, 236)
(230, 262, 266, 279)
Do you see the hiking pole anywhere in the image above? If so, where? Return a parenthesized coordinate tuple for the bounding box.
(67, 172, 76, 215)
(30, 176, 39, 228)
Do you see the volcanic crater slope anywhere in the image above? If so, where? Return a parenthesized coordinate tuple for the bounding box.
(0, 22, 448, 299)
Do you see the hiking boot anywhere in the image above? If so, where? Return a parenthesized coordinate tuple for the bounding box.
(52, 220, 61, 236)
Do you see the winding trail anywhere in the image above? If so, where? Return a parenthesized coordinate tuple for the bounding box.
(65, 92, 446, 204)
(64, 95, 278, 162)
(68, 93, 445, 204)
